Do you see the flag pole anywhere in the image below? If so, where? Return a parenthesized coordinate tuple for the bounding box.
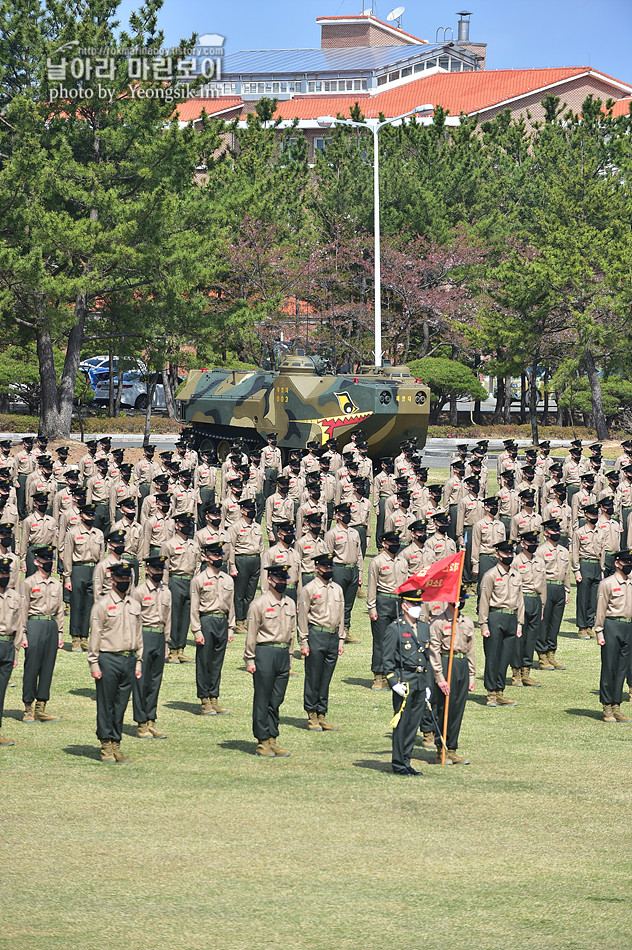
(440, 551, 465, 765)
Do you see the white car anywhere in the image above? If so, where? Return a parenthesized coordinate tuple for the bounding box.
(80, 356, 146, 387)
(92, 372, 181, 412)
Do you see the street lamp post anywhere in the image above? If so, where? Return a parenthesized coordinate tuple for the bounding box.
(318, 105, 433, 368)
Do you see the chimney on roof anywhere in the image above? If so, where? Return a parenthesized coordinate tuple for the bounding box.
(456, 11, 471, 43)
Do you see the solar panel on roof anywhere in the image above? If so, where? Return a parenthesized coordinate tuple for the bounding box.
(222, 45, 446, 76)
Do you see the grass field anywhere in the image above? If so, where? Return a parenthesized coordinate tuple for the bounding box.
(2, 484, 631, 950)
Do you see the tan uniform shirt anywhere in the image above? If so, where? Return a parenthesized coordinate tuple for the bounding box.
(93, 553, 132, 601)
(496, 487, 519, 519)
(194, 525, 229, 565)
(53, 487, 74, 521)
(20, 512, 58, 561)
(456, 493, 484, 545)
(471, 516, 506, 571)
(536, 540, 571, 595)
(58, 505, 81, 556)
(509, 510, 542, 542)
(171, 486, 196, 517)
(298, 577, 345, 649)
(142, 515, 175, 557)
(15, 449, 36, 476)
(86, 473, 112, 505)
(614, 480, 632, 519)
(423, 533, 457, 565)
(132, 578, 172, 633)
(0, 586, 24, 654)
(512, 551, 547, 602)
(594, 572, 632, 634)
(562, 457, 589, 485)
(442, 475, 464, 508)
(429, 609, 476, 684)
(62, 525, 105, 578)
(264, 493, 295, 535)
(366, 551, 408, 611)
(190, 567, 235, 637)
(373, 472, 396, 504)
(228, 518, 264, 571)
(296, 534, 327, 575)
(260, 543, 300, 592)
(194, 462, 218, 492)
(244, 590, 296, 664)
(111, 517, 144, 560)
(571, 489, 597, 531)
(79, 453, 97, 483)
(571, 525, 605, 573)
(598, 516, 622, 554)
(21, 572, 64, 637)
(478, 563, 525, 631)
(542, 500, 571, 536)
(0, 548, 20, 590)
(0, 500, 19, 531)
(88, 590, 143, 672)
(133, 457, 161, 487)
(161, 534, 197, 576)
(384, 508, 416, 544)
(260, 445, 282, 473)
(296, 499, 328, 537)
(349, 497, 371, 534)
(400, 541, 433, 577)
(25, 472, 57, 513)
(325, 525, 363, 573)
(110, 480, 135, 521)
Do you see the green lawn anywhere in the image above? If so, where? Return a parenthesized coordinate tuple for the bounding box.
(1, 487, 630, 950)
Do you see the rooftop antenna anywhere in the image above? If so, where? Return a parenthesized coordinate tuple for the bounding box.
(387, 6, 405, 28)
(362, 4, 375, 15)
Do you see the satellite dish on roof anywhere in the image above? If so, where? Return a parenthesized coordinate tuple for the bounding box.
(387, 6, 405, 25)
(362, 7, 373, 15)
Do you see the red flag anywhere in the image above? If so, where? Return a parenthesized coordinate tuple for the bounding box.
(396, 551, 464, 603)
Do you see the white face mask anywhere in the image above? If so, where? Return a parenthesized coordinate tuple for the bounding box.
(406, 605, 422, 620)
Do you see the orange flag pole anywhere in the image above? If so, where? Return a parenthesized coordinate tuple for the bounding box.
(440, 551, 465, 765)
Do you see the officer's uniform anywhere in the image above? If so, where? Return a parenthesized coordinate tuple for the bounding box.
(478, 555, 524, 702)
(0, 571, 22, 744)
(63, 518, 105, 649)
(244, 585, 295, 749)
(190, 558, 235, 710)
(429, 607, 476, 758)
(21, 563, 64, 720)
(367, 547, 408, 682)
(193, 461, 218, 529)
(383, 609, 430, 775)
(15, 444, 36, 520)
(228, 515, 264, 627)
(298, 572, 345, 726)
(594, 567, 632, 719)
(131, 565, 172, 734)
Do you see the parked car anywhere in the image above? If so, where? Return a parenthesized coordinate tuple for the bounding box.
(79, 356, 146, 388)
(92, 372, 182, 412)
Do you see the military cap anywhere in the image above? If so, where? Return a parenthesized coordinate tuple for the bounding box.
(36, 434, 48, 444)
(409, 519, 428, 533)
(396, 488, 411, 498)
(518, 489, 535, 500)
(0, 524, 13, 536)
(0, 557, 12, 572)
(267, 433, 278, 441)
(80, 503, 96, 515)
(71, 485, 87, 498)
(606, 470, 620, 480)
(468, 457, 482, 468)
(356, 442, 368, 451)
(569, 442, 582, 452)
(175, 511, 194, 524)
(382, 530, 401, 544)
(248, 449, 260, 459)
(519, 531, 539, 543)
(501, 471, 515, 482)
(314, 553, 334, 567)
(276, 475, 290, 487)
(22, 436, 35, 444)
(0, 439, 10, 449)
(599, 496, 615, 509)
(227, 476, 243, 488)
(335, 502, 351, 514)
(203, 502, 221, 515)
(507, 443, 519, 453)
(144, 555, 166, 569)
(502, 439, 515, 447)
(155, 492, 172, 506)
(394, 475, 409, 486)
(112, 446, 124, 456)
(85, 439, 97, 449)
(120, 496, 137, 509)
(119, 462, 133, 474)
(166, 460, 180, 471)
(201, 541, 224, 556)
(428, 484, 443, 494)
(351, 476, 365, 487)
(621, 440, 632, 450)
(400, 588, 424, 604)
(432, 511, 450, 523)
(588, 443, 602, 452)
(107, 529, 127, 544)
(459, 586, 469, 600)
(56, 446, 70, 456)
(483, 496, 499, 507)
(318, 455, 331, 466)
(623, 465, 632, 475)
(239, 497, 256, 508)
(306, 440, 319, 450)
(521, 467, 535, 478)
(99, 436, 111, 445)
(552, 484, 567, 497)
(143, 444, 156, 454)
(326, 437, 338, 446)
(38, 455, 53, 468)
(65, 468, 79, 479)
(542, 518, 561, 531)
(95, 456, 109, 467)
(276, 520, 295, 533)
(465, 476, 480, 488)
(615, 549, 632, 562)
(179, 469, 193, 479)
(475, 440, 489, 450)
(549, 462, 563, 473)
(159, 450, 172, 460)
(494, 540, 515, 553)
(32, 544, 56, 559)
(399, 440, 410, 448)
(538, 441, 551, 450)
(415, 466, 429, 475)
(346, 459, 359, 470)
(265, 563, 289, 578)
(581, 503, 599, 517)
(524, 447, 537, 457)
(32, 491, 49, 504)
(110, 561, 132, 578)
(451, 460, 466, 470)
(305, 511, 323, 525)
(456, 443, 469, 452)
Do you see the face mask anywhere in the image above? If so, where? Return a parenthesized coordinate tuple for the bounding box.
(35, 504, 48, 513)
(319, 569, 333, 582)
(547, 531, 561, 542)
(38, 559, 54, 573)
(281, 532, 295, 545)
(110, 543, 125, 555)
(82, 516, 95, 527)
(243, 508, 256, 519)
(208, 516, 221, 527)
(406, 605, 422, 620)
(602, 508, 614, 516)
(272, 579, 287, 594)
(499, 554, 513, 565)
(586, 517, 598, 525)
(310, 491, 321, 502)
(113, 579, 131, 594)
(436, 524, 447, 534)
(413, 534, 426, 545)
(148, 571, 163, 584)
(486, 506, 499, 516)
(524, 543, 538, 554)
(210, 557, 223, 568)
(340, 514, 351, 525)
(0, 576, 8, 589)
(278, 487, 289, 495)
(619, 564, 632, 575)
(458, 599, 467, 610)
(399, 499, 410, 510)
(385, 542, 400, 555)
(179, 524, 194, 536)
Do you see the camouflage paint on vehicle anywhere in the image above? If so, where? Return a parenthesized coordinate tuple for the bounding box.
(176, 354, 430, 459)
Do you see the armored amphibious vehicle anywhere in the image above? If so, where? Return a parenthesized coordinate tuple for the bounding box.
(176, 354, 430, 461)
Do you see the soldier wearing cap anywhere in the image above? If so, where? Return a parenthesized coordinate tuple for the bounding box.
(542, 462, 564, 509)
(228, 498, 264, 634)
(393, 440, 412, 478)
(142, 493, 175, 559)
(597, 496, 622, 578)
(53, 468, 79, 521)
(139, 473, 171, 525)
(195, 502, 229, 569)
(536, 519, 571, 670)
(192, 448, 217, 528)
(614, 464, 632, 536)
(400, 520, 431, 578)
(429, 586, 476, 764)
(0, 477, 18, 539)
(442, 460, 465, 542)
(588, 451, 607, 495)
(93, 529, 132, 600)
(563, 441, 588, 504)
(423, 511, 457, 565)
(373, 459, 396, 547)
(410, 464, 430, 514)
(334, 457, 359, 507)
(342, 430, 363, 462)
(384, 490, 416, 545)
(244, 564, 295, 757)
(88, 561, 142, 763)
(161, 511, 196, 663)
(516, 465, 540, 511)
(497, 470, 519, 535)
(260, 433, 282, 501)
(0, 525, 19, 589)
(511, 531, 547, 687)
(349, 477, 371, 559)
(383, 588, 430, 776)
(264, 474, 294, 544)
(86, 456, 113, 537)
(510, 490, 542, 542)
(421, 484, 443, 534)
(594, 549, 632, 723)
(261, 521, 300, 604)
(325, 503, 363, 641)
(295, 478, 328, 538)
(111, 497, 143, 584)
(0, 439, 16, 481)
(571, 472, 596, 532)
(572, 503, 605, 639)
(20, 544, 64, 723)
(496, 439, 515, 479)
(321, 438, 342, 475)
(134, 443, 160, 509)
(0, 557, 22, 746)
(20, 492, 57, 576)
(367, 531, 409, 691)
(300, 440, 321, 476)
(171, 468, 196, 519)
(384, 477, 413, 521)
(191, 541, 235, 717)
(63, 503, 105, 652)
(298, 553, 345, 731)
(456, 477, 483, 585)
(534, 441, 553, 482)
(478, 539, 524, 707)
(614, 440, 632, 474)
(131, 555, 172, 738)
(15, 436, 36, 519)
(498, 442, 522, 484)
(450, 443, 469, 466)
(296, 512, 327, 587)
(109, 462, 135, 523)
(542, 484, 571, 548)
(25, 456, 56, 514)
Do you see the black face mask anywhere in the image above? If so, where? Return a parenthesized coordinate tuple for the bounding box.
(110, 543, 125, 555)
(458, 598, 467, 610)
(271, 579, 287, 594)
(82, 516, 95, 527)
(0, 576, 9, 589)
(319, 569, 334, 582)
(619, 563, 632, 576)
(278, 487, 289, 495)
(179, 524, 194, 536)
(524, 543, 538, 554)
(399, 499, 410, 510)
(486, 506, 499, 516)
(413, 534, 427, 545)
(310, 491, 321, 502)
(547, 531, 561, 542)
(37, 559, 53, 573)
(113, 579, 131, 594)
(208, 516, 221, 527)
(209, 557, 223, 569)
(339, 514, 351, 525)
(281, 532, 295, 545)
(499, 554, 514, 565)
(436, 524, 448, 534)
(602, 508, 614, 517)
(585, 517, 598, 526)
(430, 495, 441, 504)
(148, 571, 163, 584)
(242, 508, 256, 520)
(35, 504, 48, 514)
(385, 542, 400, 555)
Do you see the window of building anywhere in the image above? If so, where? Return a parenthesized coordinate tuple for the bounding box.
(450, 59, 462, 71)
(413, 62, 425, 73)
(438, 55, 450, 70)
(314, 136, 332, 154)
(426, 58, 437, 68)
(401, 66, 412, 78)
(389, 70, 400, 82)
(462, 64, 473, 72)
(281, 136, 298, 152)
(377, 74, 387, 86)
